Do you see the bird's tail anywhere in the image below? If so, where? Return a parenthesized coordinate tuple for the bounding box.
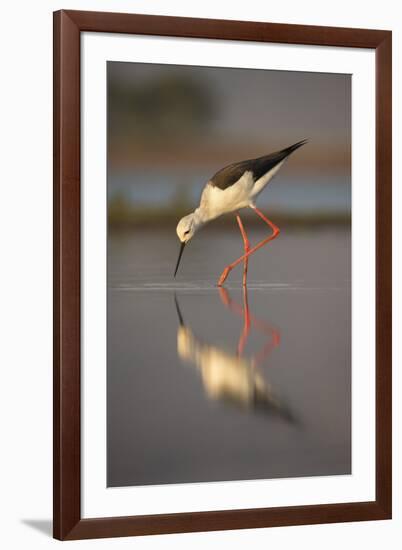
(282, 139, 309, 156)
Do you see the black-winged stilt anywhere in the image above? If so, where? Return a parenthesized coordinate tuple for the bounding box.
(174, 139, 308, 286)
(174, 290, 293, 420)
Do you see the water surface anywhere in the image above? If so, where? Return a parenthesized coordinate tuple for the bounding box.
(107, 226, 351, 487)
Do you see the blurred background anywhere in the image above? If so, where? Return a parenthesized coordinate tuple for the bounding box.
(107, 62, 352, 488)
(107, 62, 351, 227)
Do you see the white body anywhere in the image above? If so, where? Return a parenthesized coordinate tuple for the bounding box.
(177, 325, 278, 410)
(175, 156, 289, 243)
(198, 160, 285, 223)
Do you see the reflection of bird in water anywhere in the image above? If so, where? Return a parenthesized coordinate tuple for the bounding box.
(174, 288, 294, 422)
(174, 140, 307, 285)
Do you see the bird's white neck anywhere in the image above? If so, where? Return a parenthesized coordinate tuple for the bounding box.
(192, 207, 208, 228)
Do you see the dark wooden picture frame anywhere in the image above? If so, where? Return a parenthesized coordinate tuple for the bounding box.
(53, 9, 392, 540)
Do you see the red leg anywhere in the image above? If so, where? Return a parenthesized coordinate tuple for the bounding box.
(252, 327, 281, 368)
(219, 285, 280, 367)
(219, 286, 280, 339)
(237, 286, 251, 355)
(236, 214, 250, 286)
(218, 206, 280, 286)
(219, 286, 251, 356)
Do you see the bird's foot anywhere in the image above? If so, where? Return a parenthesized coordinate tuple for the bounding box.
(217, 266, 231, 286)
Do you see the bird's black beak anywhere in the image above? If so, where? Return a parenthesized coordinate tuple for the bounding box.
(174, 294, 185, 326)
(174, 241, 186, 277)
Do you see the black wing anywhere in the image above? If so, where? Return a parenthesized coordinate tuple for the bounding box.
(210, 139, 308, 190)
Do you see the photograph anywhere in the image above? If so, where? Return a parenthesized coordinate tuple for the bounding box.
(1, 2, 395, 547)
(106, 61, 352, 487)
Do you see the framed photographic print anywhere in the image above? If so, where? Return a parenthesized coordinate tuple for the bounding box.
(53, 10, 392, 540)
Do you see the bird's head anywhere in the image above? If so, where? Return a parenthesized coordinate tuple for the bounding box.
(174, 213, 201, 277)
(176, 213, 197, 244)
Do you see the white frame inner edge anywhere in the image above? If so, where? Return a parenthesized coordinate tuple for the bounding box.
(81, 32, 376, 519)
